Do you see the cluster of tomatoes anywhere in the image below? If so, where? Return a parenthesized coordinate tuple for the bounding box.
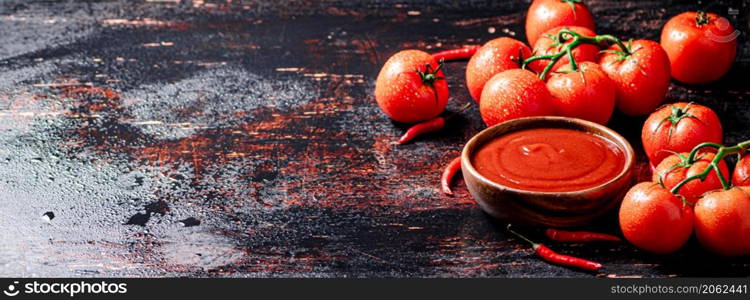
(375, 0, 737, 128)
(621, 102, 750, 256)
(373, 0, 744, 257)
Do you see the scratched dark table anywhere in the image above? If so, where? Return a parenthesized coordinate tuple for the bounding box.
(1, 0, 749, 278)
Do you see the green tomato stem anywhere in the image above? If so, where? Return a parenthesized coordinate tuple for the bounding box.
(685, 142, 723, 163)
(506, 224, 540, 248)
(521, 54, 555, 69)
(670, 140, 750, 194)
(521, 30, 631, 80)
(567, 46, 578, 71)
(713, 163, 731, 190)
(593, 34, 631, 55)
(696, 11, 710, 26)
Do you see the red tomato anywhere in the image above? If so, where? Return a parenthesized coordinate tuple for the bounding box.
(545, 62, 615, 125)
(599, 39, 671, 116)
(661, 11, 737, 84)
(619, 182, 694, 254)
(652, 152, 729, 203)
(466, 37, 532, 103)
(374, 50, 449, 123)
(694, 187, 750, 256)
(733, 155, 750, 186)
(641, 102, 723, 166)
(479, 69, 555, 127)
(525, 0, 595, 46)
(529, 26, 599, 74)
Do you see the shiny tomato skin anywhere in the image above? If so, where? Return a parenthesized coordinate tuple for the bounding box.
(479, 69, 555, 127)
(641, 102, 723, 166)
(599, 39, 671, 116)
(733, 155, 750, 186)
(374, 50, 449, 123)
(652, 152, 729, 203)
(529, 26, 599, 74)
(546, 62, 615, 125)
(466, 37, 532, 103)
(661, 12, 737, 84)
(619, 182, 694, 254)
(525, 0, 596, 46)
(694, 187, 750, 256)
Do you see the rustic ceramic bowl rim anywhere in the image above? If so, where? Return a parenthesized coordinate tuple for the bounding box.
(462, 116, 635, 196)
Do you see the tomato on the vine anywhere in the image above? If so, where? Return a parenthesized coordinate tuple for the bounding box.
(641, 102, 723, 166)
(652, 152, 729, 203)
(529, 26, 599, 74)
(525, 0, 595, 46)
(661, 11, 737, 84)
(619, 182, 694, 254)
(466, 37, 531, 103)
(545, 62, 615, 125)
(479, 69, 555, 127)
(733, 155, 750, 186)
(374, 50, 449, 123)
(599, 39, 671, 116)
(694, 187, 750, 256)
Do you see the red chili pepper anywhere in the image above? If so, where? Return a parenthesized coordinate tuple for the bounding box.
(398, 117, 445, 144)
(398, 102, 471, 144)
(431, 45, 481, 61)
(507, 225, 603, 272)
(441, 156, 462, 195)
(545, 228, 623, 243)
(533, 244, 602, 272)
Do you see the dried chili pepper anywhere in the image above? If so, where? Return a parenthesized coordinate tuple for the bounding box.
(398, 102, 471, 144)
(507, 225, 603, 272)
(545, 228, 622, 243)
(431, 45, 481, 62)
(441, 156, 462, 196)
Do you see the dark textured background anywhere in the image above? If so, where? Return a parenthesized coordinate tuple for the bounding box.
(1, 0, 749, 277)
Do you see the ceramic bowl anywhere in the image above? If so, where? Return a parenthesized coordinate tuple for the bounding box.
(461, 116, 635, 227)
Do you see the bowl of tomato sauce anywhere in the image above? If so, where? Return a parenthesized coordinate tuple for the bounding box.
(461, 116, 635, 227)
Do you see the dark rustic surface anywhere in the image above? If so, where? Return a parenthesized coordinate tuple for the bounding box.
(1, 0, 749, 278)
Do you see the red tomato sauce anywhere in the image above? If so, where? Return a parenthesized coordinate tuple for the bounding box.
(472, 128, 625, 192)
